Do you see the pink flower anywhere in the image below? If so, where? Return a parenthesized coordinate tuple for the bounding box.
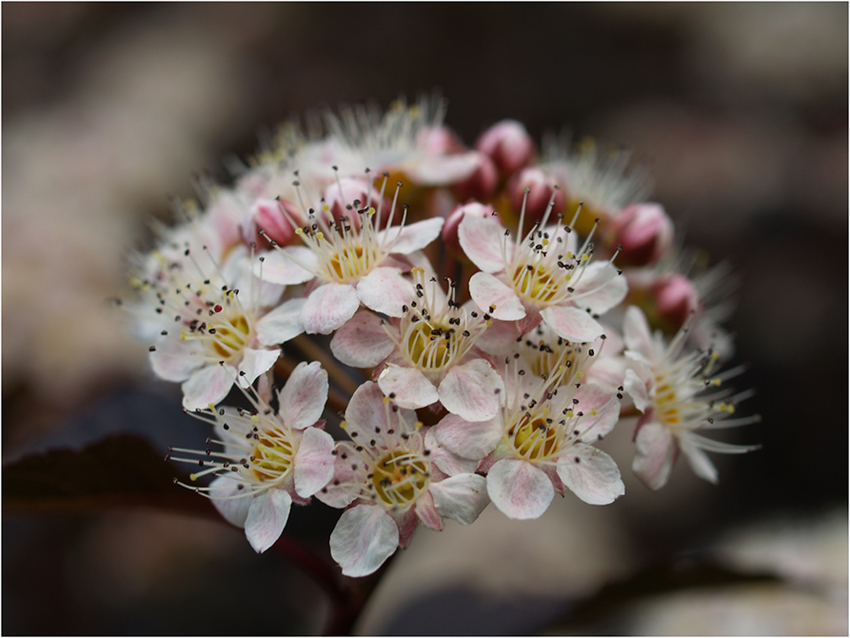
(258, 178, 443, 335)
(330, 267, 504, 421)
(459, 195, 628, 343)
(622, 306, 760, 490)
(167, 362, 335, 553)
(607, 203, 674, 267)
(317, 382, 489, 577)
(476, 119, 536, 178)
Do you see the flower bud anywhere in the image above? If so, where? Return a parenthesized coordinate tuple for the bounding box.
(322, 177, 392, 230)
(476, 119, 536, 177)
(442, 201, 495, 256)
(609, 203, 674, 266)
(241, 198, 299, 249)
(652, 274, 699, 331)
(507, 167, 565, 225)
(452, 151, 499, 203)
(418, 125, 467, 155)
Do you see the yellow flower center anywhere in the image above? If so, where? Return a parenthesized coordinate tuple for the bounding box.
(511, 263, 563, 303)
(210, 313, 252, 359)
(508, 416, 558, 460)
(405, 322, 454, 370)
(251, 430, 295, 482)
(372, 451, 428, 508)
(328, 244, 371, 282)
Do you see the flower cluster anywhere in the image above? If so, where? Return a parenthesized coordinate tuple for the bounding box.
(124, 97, 758, 576)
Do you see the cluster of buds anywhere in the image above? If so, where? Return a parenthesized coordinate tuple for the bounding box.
(124, 97, 759, 577)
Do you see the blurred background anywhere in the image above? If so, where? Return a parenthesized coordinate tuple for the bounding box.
(3, 3, 846, 634)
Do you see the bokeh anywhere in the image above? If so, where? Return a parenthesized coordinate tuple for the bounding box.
(4, 3, 846, 634)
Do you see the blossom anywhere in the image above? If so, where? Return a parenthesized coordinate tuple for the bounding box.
(433, 341, 624, 520)
(317, 382, 489, 577)
(167, 362, 335, 553)
(330, 267, 504, 421)
(459, 193, 628, 343)
(622, 306, 760, 490)
(258, 177, 443, 335)
(142, 244, 301, 410)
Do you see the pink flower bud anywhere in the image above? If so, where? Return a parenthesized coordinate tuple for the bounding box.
(418, 125, 467, 155)
(442, 201, 495, 256)
(241, 198, 299, 249)
(610, 203, 674, 266)
(507, 167, 565, 225)
(322, 177, 392, 230)
(452, 151, 499, 203)
(476, 119, 536, 177)
(652, 274, 699, 331)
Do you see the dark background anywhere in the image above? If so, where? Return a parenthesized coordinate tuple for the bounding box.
(3, 3, 847, 634)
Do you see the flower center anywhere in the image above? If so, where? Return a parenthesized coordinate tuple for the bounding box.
(511, 263, 563, 303)
(654, 379, 681, 425)
(372, 450, 429, 508)
(508, 415, 558, 460)
(210, 312, 252, 359)
(251, 431, 295, 482)
(405, 322, 454, 370)
(328, 243, 371, 282)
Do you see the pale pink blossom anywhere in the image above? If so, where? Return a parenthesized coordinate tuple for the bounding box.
(476, 119, 536, 177)
(167, 362, 334, 553)
(607, 203, 674, 266)
(622, 306, 759, 490)
(317, 382, 488, 577)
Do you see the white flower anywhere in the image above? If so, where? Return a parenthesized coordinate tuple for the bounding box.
(167, 362, 334, 553)
(622, 306, 760, 490)
(317, 382, 488, 577)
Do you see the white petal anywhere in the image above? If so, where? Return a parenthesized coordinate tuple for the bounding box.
(424, 428, 478, 476)
(329, 504, 399, 577)
(356, 267, 414, 317)
(255, 298, 307, 345)
(407, 152, 480, 186)
(573, 384, 621, 442)
(330, 311, 395, 367)
(469, 272, 525, 320)
(438, 359, 504, 421)
(256, 246, 317, 285)
(209, 476, 252, 528)
(624, 367, 652, 413)
(149, 341, 204, 382)
(182, 364, 236, 410)
(379, 217, 444, 255)
(301, 283, 360, 335)
(572, 262, 628, 315)
(632, 420, 676, 491)
(294, 428, 336, 497)
(344, 381, 415, 445)
(540, 305, 604, 342)
(458, 214, 510, 273)
(432, 413, 501, 460)
(623, 306, 655, 361)
(237, 348, 280, 387)
(279, 361, 328, 429)
(557, 443, 624, 505)
(487, 459, 554, 520)
(678, 433, 719, 484)
(244, 489, 292, 553)
(430, 474, 489, 525)
(378, 363, 439, 409)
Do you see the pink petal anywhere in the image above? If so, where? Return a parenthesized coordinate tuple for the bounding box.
(439, 359, 504, 421)
(182, 363, 236, 410)
(314, 443, 360, 509)
(294, 427, 335, 497)
(149, 342, 203, 382)
(356, 267, 414, 317)
(424, 428, 478, 476)
(474, 319, 522, 355)
(487, 458, 554, 520)
(344, 381, 415, 445)
(432, 413, 502, 461)
(623, 306, 655, 361)
(556, 443, 624, 505)
(301, 283, 360, 335)
(458, 214, 510, 273)
(256, 246, 317, 285)
(540, 305, 604, 342)
(330, 311, 395, 367)
(379, 217, 444, 255)
(430, 474, 489, 525)
(329, 504, 399, 577)
(632, 418, 676, 491)
(623, 367, 652, 413)
(414, 490, 443, 531)
(279, 361, 329, 430)
(208, 476, 252, 528)
(573, 384, 621, 442)
(407, 152, 480, 186)
(572, 262, 628, 315)
(237, 347, 280, 388)
(244, 489, 292, 553)
(469, 272, 525, 320)
(378, 363, 439, 409)
(255, 298, 307, 345)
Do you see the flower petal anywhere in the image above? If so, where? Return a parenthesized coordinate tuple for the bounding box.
(329, 504, 399, 577)
(678, 432, 719, 485)
(244, 488, 292, 553)
(632, 419, 676, 491)
(469, 272, 525, 320)
(294, 427, 335, 497)
(209, 476, 253, 528)
(344, 381, 415, 445)
(149, 341, 204, 382)
(279, 361, 329, 430)
(301, 283, 360, 335)
(237, 347, 280, 388)
(557, 443, 624, 505)
(182, 363, 236, 410)
(573, 384, 621, 442)
(624, 367, 652, 413)
(379, 217, 444, 255)
(540, 305, 604, 342)
(414, 490, 443, 531)
(256, 246, 317, 285)
(438, 359, 504, 421)
(459, 214, 510, 273)
(430, 474, 489, 525)
(356, 267, 414, 317)
(424, 428, 478, 476)
(378, 363, 439, 409)
(330, 311, 395, 367)
(572, 262, 628, 315)
(487, 458, 554, 520)
(255, 297, 307, 345)
(432, 413, 501, 460)
(623, 305, 655, 361)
